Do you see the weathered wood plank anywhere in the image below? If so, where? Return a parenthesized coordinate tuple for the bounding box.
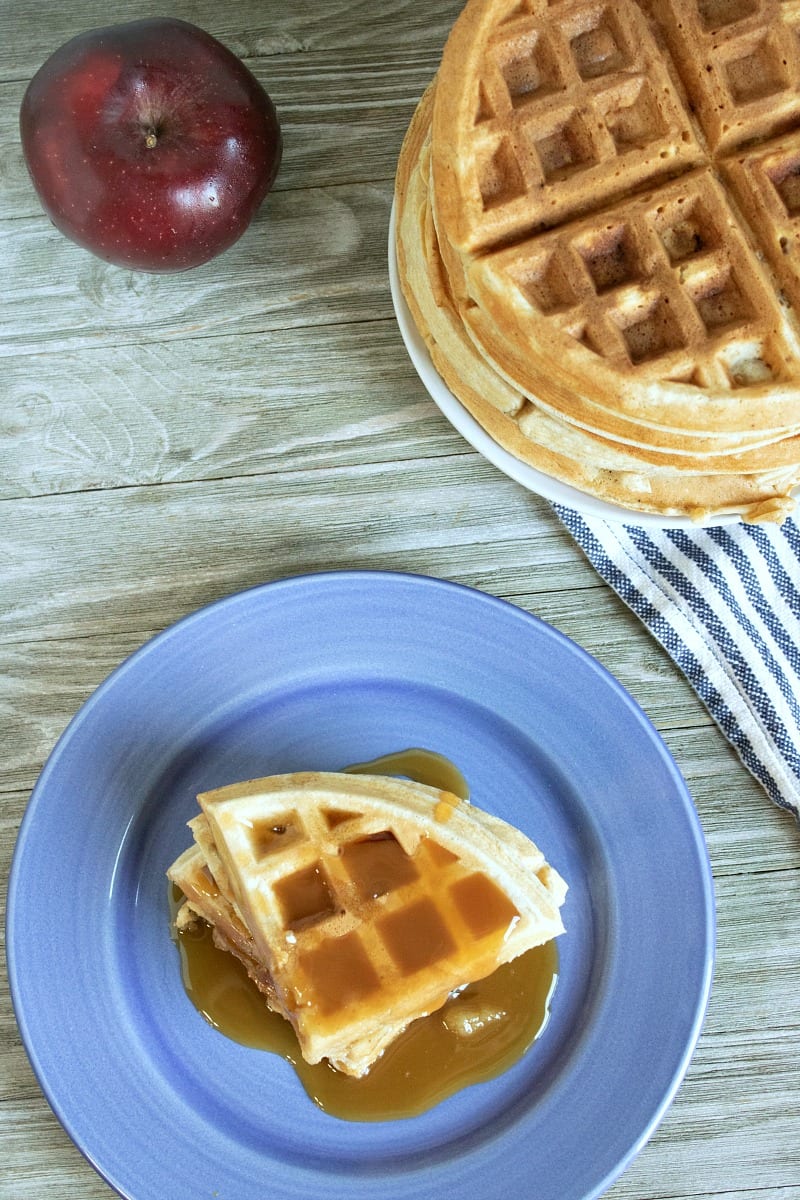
(0, 458, 601, 644)
(0, 181, 395, 356)
(0, 1099, 120, 1199)
(1, 319, 463, 499)
(0, 0, 462, 85)
(706, 867, 800, 1035)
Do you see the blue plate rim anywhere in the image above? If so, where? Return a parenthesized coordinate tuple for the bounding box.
(6, 569, 716, 1200)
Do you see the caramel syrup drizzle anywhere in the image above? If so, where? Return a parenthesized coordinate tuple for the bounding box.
(170, 749, 559, 1120)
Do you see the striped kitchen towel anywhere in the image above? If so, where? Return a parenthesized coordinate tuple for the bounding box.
(555, 507, 800, 823)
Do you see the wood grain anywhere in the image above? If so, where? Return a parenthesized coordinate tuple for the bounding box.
(0, 1, 462, 83)
(1, 0, 798, 1198)
(0, 319, 458, 499)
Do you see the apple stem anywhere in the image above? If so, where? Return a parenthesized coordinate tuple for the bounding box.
(144, 129, 158, 150)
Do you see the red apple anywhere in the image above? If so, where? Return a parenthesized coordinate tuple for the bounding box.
(19, 18, 282, 271)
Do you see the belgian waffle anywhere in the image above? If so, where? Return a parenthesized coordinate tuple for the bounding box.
(168, 771, 567, 1077)
(395, 0, 800, 522)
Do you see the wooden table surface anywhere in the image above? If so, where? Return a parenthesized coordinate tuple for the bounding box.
(2, 3, 799, 1198)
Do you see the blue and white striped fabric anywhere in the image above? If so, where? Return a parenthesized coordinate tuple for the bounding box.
(555, 507, 800, 823)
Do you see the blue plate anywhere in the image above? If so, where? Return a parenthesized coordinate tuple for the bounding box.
(7, 571, 714, 1200)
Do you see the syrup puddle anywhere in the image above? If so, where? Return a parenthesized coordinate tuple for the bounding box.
(170, 749, 559, 1120)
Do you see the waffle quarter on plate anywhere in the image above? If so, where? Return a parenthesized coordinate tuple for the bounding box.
(168, 771, 567, 1078)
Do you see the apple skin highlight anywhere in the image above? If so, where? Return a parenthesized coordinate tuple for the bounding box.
(20, 18, 283, 272)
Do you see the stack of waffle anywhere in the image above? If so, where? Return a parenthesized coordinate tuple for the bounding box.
(168, 771, 567, 1077)
(395, 0, 800, 522)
